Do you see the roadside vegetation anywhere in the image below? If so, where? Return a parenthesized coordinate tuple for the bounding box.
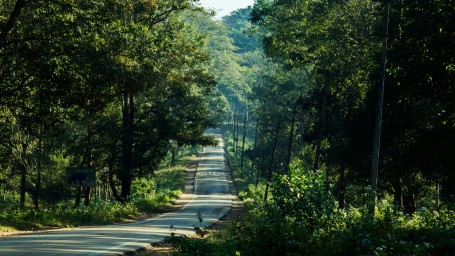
(0, 148, 196, 232)
(169, 129, 454, 256)
(164, 0, 454, 255)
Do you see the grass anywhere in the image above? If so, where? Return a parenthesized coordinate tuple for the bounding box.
(0, 149, 197, 233)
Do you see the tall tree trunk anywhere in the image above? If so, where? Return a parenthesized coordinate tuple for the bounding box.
(2, 182, 6, 206)
(19, 165, 26, 209)
(403, 190, 416, 214)
(108, 163, 122, 203)
(19, 142, 27, 209)
(314, 92, 326, 171)
(231, 104, 236, 139)
(171, 146, 178, 166)
(251, 122, 258, 177)
(75, 187, 83, 207)
(232, 113, 236, 153)
(255, 133, 264, 187)
(264, 115, 282, 202)
(240, 117, 246, 169)
(235, 116, 240, 158)
(337, 166, 346, 209)
(392, 178, 403, 210)
(286, 103, 297, 173)
(441, 175, 455, 204)
(34, 128, 43, 210)
(371, 1, 390, 215)
(120, 92, 135, 202)
(75, 120, 93, 207)
(84, 187, 91, 207)
(435, 181, 440, 210)
(84, 123, 93, 206)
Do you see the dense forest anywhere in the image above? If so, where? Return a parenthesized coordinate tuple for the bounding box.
(0, 0, 219, 209)
(1, 0, 454, 255)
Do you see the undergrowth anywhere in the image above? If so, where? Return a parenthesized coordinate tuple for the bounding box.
(0, 154, 192, 232)
(169, 130, 455, 256)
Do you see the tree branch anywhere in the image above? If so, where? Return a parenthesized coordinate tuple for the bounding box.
(0, 0, 27, 44)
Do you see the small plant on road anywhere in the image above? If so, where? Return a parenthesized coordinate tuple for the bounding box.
(194, 211, 208, 237)
(196, 211, 203, 226)
(169, 225, 176, 238)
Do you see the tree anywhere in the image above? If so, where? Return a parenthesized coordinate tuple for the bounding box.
(382, 0, 455, 210)
(0, 0, 219, 207)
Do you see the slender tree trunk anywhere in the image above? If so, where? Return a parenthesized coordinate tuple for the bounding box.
(251, 122, 258, 177)
(34, 129, 43, 210)
(120, 92, 135, 202)
(240, 117, 246, 169)
(392, 178, 403, 210)
(171, 146, 178, 166)
(226, 111, 230, 128)
(371, 1, 390, 215)
(403, 191, 416, 214)
(108, 164, 122, 203)
(84, 122, 94, 206)
(235, 116, 240, 158)
(300, 108, 305, 145)
(20, 171, 26, 208)
(232, 113, 236, 153)
(338, 166, 346, 209)
(314, 92, 327, 171)
(441, 175, 455, 204)
(232, 104, 236, 139)
(75, 121, 94, 207)
(255, 133, 264, 187)
(19, 142, 27, 209)
(264, 115, 282, 202)
(286, 103, 297, 172)
(2, 183, 6, 206)
(84, 187, 91, 207)
(75, 187, 83, 207)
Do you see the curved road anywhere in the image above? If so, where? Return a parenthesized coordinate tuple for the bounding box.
(0, 129, 233, 255)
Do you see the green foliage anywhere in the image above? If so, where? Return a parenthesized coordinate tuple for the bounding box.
(0, 202, 137, 230)
(131, 167, 184, 212)
(230, 162, 455, 256)
(169, 235, 213, 256)
(238, 183, 265, 202)
(272, 162, 336, 227)
(0, 0, 217, 209)
(0, 161, 187, 230)
(168, 228, 238, 256)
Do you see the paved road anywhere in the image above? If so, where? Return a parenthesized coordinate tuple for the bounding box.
(0, 129, 233, 255)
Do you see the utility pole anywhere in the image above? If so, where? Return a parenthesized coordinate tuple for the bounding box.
(371, 0, 390, 214)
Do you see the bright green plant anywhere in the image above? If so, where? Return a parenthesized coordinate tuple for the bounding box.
(271, 161, 336, 230)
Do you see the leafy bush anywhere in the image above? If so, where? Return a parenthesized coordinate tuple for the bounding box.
(227, 162, 455, 256)
(271, 162, 336, 230)
(131, 168, 184, 212)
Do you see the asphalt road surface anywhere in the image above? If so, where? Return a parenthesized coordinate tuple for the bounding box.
(0, 129, 233, 255)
